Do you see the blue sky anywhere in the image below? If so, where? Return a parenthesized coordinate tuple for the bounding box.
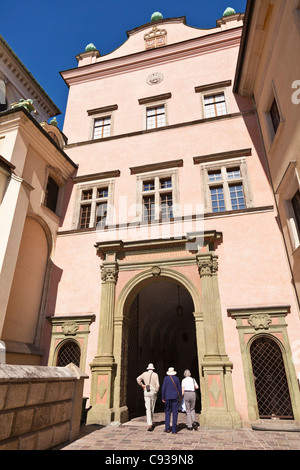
(1, 0, 247, 127)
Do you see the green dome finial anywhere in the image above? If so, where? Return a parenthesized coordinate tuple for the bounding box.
(223, 7, 236, 17)
(85, 43, 97, 52)
(151, 12, 163, 22)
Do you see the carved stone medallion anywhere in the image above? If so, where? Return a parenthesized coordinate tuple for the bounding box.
(146, 72, 164, 85)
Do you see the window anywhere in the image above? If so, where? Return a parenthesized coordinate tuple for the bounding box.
(139, 174, 177, 222)
(270, 98, 280, 135)
(203, 93, 227, 118)
(201, 159, 252, 214)
(146, 105, 166, 129)
(44, 176, 59, 213)
(93, 116, 111, 139)
(57, 341, 81, 367)
(78, 184, 109, 229)
(292, 190, 300, 236)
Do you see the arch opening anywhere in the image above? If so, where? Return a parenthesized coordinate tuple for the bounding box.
(125, 277, 201, 419)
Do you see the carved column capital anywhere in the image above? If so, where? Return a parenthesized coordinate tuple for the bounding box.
(197, 255, 218, 278)
(101, 263, 119, 284)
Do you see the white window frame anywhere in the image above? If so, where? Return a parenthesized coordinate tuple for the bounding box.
(73, 179, 115, 230)
(201, 158, 253, 214)
(136, 169, 180, 222)
(199, 87, 231, 119)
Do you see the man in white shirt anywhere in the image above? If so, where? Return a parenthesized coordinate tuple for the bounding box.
(181, 369, 199, 430)
(136, 363, 160, 431)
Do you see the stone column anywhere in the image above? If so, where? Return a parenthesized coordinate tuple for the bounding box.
(196, 253, 241, 429)
(87, 262, 118, 425)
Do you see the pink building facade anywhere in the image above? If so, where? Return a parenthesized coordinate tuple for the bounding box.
(43, 10, 300, 428)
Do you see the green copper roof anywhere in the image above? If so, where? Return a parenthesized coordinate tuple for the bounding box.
(151, 12, 163, 21)
(85, 43, 97, 52)
(223, 7, 236, 17)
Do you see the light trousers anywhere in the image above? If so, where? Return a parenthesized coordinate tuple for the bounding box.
(144, 390, 157, 425)
(184, 391, 196, 427)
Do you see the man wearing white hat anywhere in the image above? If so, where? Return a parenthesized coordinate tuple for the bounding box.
(136, 363, 160, 431)
(162, 367, 182, 434)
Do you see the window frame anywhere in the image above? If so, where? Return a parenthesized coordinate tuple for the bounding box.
(73, 179, 114, 230)
(201, 158, 253, 214)
(196, 83, 231, 119)
(42, 167, 65, 217)
(264, 83, 284, 148)
(136, 169, 179, 222)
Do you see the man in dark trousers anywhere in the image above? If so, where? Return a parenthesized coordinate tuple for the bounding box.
(162, 367, 182, 434)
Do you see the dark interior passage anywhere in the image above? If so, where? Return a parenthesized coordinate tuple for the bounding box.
(127, 279, 200, 418)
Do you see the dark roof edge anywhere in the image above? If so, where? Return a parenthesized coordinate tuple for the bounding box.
(233, 0, 256, 93)
(0, 34, 61, 116)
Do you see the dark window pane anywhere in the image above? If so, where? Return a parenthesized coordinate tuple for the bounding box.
(292, 190, 300, 233)
(45, 177, 59, 212)
(270, 99, 280, 134)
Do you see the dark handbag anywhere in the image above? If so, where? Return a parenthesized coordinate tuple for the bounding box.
(146, 371, 153, 392)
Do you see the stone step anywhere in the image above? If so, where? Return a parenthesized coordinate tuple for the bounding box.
(252, 419, 300, 432)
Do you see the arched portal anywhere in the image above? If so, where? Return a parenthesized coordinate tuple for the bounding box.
(126, 279, 200, 418)
(113, 266, 203, 423)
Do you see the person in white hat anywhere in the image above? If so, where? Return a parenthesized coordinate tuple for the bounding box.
(161, 367, 182, 434)
(136, 363, 160, 431)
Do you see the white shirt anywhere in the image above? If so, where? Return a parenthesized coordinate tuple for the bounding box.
(181, 377, 198, 391)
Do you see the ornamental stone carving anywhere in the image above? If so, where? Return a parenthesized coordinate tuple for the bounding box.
(146, 72, 164, 85)
(151, 266, 161, 276)
(197, 256, 218, 277)
(248, 314, 272, 330)
(62, 320, 79, 336)
(101, 264, 119, 284)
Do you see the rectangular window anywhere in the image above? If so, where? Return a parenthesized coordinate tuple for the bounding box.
(45, 176, 59, 213)
(143, 195, 155, 221)
(202, 159, 252, 214)
(78, 185, 109, 229)
(93, 117, 111, 139)
(229, 184, 246, 210)
(146, 105, 166, 129)
(204, 93, 227, 118)
(140, 173, 175, 221)
(210, 186, 226, 213)
(270, 98, 280, 134)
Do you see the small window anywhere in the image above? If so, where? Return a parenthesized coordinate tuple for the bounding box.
(57, 341, 81, 367)
(93, 116, 111, 139)
(204, 93, 227, 118)
(141, 174, 175, 221)
(202, 159, 252, 214)
(292, 190, 300, 235)
(270, 98, 280, 134)
(146, 105, 166, 129)
(78, 185, 109, 229)
(44, 176, 59, 213)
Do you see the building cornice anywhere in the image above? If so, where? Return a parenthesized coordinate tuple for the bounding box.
(0, 35, 61, 118)
(60, 27, 243, 87)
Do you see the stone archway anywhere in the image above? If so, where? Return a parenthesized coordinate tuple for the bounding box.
(124, 276, 201, 419)
(112, 266, 204, 424)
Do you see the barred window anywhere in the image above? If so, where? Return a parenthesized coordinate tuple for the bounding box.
(57, 341, 81, 367)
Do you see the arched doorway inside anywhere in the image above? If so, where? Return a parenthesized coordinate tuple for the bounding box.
(250, 336, 293, 419)
(126, 278, 200, 419)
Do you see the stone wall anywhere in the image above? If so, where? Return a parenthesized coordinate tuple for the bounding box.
(0, 363, 88, 450)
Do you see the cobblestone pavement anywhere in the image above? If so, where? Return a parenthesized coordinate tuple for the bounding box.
(56, 412, 300, 451)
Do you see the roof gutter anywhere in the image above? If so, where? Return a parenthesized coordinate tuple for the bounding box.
(233, 0, 256, 94)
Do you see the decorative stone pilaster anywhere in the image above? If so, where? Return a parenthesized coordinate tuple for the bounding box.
(196, 253, 241, 429)
(87, 263, 119, 425)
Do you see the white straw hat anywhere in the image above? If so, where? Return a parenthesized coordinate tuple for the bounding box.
(147, 363, 155, 370)
(166, 367, 177, 375)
